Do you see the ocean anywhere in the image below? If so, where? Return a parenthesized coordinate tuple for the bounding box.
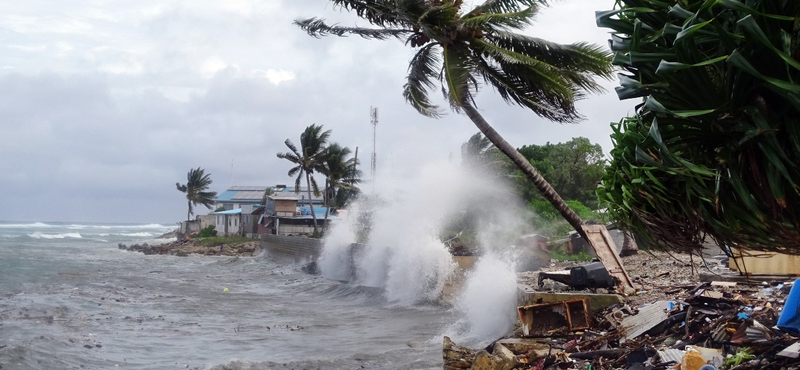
(0, 221, 459, 370)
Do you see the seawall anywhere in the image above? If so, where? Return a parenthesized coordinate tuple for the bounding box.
(251, 234, 323, 263)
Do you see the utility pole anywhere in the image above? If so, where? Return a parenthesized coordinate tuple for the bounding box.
(370, 107, 378, 192)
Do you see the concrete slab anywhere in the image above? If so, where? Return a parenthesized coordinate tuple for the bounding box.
(517, 285, 624, 312)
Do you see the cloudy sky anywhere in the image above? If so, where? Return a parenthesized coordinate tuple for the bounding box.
(0, 0, 636, 224)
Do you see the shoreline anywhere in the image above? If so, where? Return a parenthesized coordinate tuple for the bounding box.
(118, 239, 262, 257)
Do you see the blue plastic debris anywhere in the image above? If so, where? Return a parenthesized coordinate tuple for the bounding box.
(777, 278, 800, 335)
(737, 313, 749, 320)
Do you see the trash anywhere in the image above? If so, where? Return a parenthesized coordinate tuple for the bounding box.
(710, 281, 737, 287)
(617, 303, 668, 341)
(776, 342, 800, 359)
(223, 287, 228, 293)
(570, 262, 615, 289)
(517, 299, 590, 336)
(777, 278, 800, 335)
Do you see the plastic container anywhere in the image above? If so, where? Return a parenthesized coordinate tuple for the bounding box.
(777, 278, 800, 335)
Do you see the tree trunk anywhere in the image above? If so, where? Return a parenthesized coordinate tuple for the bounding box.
(462, 104, 587, 240)
(305, 171, 319, 234)
(187, 200, 192, 222)
(323, 179, 331, 229)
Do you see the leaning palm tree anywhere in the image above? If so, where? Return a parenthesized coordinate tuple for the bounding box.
(276, 124, 332, 234)
(295, 0, 614, 240)
(176, 167, 217, 221)
(318, 143, 362, 225)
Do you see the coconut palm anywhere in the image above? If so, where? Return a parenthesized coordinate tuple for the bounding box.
(295, 0, 614, 238)
(318, 143, 362, 224)
(176, 167, 217, 221)
(277, 124, 332, 234)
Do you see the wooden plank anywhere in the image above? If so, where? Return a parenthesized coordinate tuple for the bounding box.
(729, 249, 800, 275)
(582, 224, 634, 291)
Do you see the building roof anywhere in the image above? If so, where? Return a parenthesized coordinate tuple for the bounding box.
(215, 185, 323, 203)
(214, 209, 242, 215)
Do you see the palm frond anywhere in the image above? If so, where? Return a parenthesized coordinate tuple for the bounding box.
(403, 42, 444, 117)
(329, 0, 416, 28)
(295, 18, 413, 40)
(465, 0, 548, 17)
(288, 166, 302, 178)
(441, 43, 475, 111)
(461, 6, 537, 30)
(473, 57, 575, 122)
(473, 38, 574, 98)
(283, 139, 301, 157)
(488, 32, 615, 78)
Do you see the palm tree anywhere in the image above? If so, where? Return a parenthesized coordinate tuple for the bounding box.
(295, 0, 614, 239)
(176, 167, 217, 221)
(318, 143, 362, 225)
(276, 124, 332, 234)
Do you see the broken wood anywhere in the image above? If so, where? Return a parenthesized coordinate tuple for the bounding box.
(581, 224, 634, 291)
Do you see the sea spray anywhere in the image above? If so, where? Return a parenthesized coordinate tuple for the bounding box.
(452, 253, 519, 342)
(319, 212, 358, 281)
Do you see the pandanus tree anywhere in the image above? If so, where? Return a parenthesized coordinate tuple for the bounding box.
(295, 0, 614, 239)
(596, 1, 800, 255)
(318, 143, 362, 224)
(277, 124, 332, 234)
(176, 167, 217, 221)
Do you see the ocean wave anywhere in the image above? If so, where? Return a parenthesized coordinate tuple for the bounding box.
(119, 232, 154, 237)
(0, 222, 55, 228)
(27, 232, 83, 239)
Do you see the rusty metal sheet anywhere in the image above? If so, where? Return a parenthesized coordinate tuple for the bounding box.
(619, 304, 668, 341)
(517, 299, 590, 337)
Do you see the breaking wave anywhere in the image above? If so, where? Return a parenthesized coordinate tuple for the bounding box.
(27, 232, 83, 239)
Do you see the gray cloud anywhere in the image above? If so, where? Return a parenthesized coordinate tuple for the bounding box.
(0, 0, 635, 223)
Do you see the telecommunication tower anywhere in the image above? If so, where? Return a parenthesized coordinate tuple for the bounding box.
(370, 107, 378, 189)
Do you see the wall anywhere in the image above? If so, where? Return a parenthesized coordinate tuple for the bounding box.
(199, 214, 216, 229)
(248, 234, 323, 263)
(275, 200, 297, 215)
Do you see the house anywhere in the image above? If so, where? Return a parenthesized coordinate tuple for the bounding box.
(214, 185, 325, 211)
(213, 204, 257, 236)
(251, 195, 333, 236)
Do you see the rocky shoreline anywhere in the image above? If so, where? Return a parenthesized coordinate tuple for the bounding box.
(118, 240, 261, 257)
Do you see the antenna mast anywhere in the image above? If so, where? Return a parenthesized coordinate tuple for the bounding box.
(370, 107, 378, 190)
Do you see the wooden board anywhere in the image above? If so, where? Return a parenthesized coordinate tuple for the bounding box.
(582, 224, 634, 291)
(729, 249, 800, 275)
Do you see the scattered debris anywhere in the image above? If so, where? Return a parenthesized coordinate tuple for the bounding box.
(447, 251, 800, 370)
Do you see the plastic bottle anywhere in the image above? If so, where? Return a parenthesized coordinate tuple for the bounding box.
(777, 278, 800, 335)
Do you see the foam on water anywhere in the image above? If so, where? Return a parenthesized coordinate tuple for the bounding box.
(28, 232, 83, 239)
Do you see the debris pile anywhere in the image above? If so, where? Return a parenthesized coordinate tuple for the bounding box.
(445, 253, 800, 370)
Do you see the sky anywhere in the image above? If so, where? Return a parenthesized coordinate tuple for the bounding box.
(0, 0, 637, 224)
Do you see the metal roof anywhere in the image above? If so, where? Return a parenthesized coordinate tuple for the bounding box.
(231, 190, 265, 200)
(229, 186, 269, 191)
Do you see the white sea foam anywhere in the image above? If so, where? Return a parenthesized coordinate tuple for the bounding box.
(120, 232, 154, 237)
(28, 232, 83, 239)
(452, 253, 519, 342)
(0, 222, 54, 228)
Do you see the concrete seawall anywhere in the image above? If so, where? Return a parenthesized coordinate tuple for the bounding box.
(252, 234, 323, 263)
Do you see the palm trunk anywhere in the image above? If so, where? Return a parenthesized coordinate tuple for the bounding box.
(323, 179, 331, 229)
(305, 171, 319, 234)
(187, 200, 192, 222)
(462, 104, 587, 240)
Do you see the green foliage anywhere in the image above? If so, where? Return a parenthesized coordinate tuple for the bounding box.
(515, 137, 606, 207)
(176, 167, 217, 221)
(548, 244, 594, 262)
(214, 206, 225, 212)
(295, 0, 613, 122)
(724, 347, 755, 369)
(194, 236, 251, 246)
(528, 199, 608, 237)
(196, 225, 217, 238)
(598, 0, 800, 254)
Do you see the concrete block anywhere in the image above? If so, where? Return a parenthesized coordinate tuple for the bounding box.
(517, 286, 624, 312)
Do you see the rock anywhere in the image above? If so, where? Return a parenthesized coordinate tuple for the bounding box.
(492, 344, 518, 370)
(470, 350, 504, 370)
(443, 336, 474, 370)
(407, 341, 422, 348)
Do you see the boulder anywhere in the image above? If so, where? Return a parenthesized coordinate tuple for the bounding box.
(492, 344, 518, 370)
(469, 350, 510, 370)
(443, 336, 474, 370)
